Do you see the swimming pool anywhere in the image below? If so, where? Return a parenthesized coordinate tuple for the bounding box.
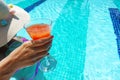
(5, 0, 120, 80)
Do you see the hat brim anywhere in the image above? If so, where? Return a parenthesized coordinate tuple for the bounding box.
(0, 5, 30, 47)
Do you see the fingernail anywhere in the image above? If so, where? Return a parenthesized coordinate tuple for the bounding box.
(51, 35, 54, 39)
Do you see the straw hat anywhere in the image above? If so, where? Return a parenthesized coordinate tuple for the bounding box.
(0, 0, 30, 47)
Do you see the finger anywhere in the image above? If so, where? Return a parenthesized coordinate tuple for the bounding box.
(28, 50, 48, 60)
(35, 53, 49, 62)
(32, 38, 53, 48)
(9, 10, 15, 15)
(23, 51, 48, 65)
(36, 52, 49, 60)
(31, 41, 52, 52)
(32, 35, 53, 45)
(22, 36, 53, 48)
(29, 51, 49, 64)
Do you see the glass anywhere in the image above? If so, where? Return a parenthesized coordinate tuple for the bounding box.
(24, 18, 57, 72)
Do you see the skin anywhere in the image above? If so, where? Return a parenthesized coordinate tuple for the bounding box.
(0, 2, 53, 79)
(0, 36, 53, 80)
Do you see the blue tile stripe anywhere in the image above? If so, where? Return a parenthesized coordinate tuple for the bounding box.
(24, 0, 46, 12)
(109, 8, 120, 57)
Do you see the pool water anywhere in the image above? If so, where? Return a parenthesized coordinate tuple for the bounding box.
(84, 0, 120, 80)
(5, 0, 120, 80)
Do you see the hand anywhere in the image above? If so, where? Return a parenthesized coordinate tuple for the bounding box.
(0, 36, 53, 80)
(8, 36, 53, 69)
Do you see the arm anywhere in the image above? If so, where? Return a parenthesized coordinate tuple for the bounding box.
(0, 36, 53, 80)
(0, 55, 16, 80)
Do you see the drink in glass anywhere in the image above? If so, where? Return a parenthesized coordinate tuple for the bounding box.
(26, 24, 50, 40)
(24, 18, 57, 72)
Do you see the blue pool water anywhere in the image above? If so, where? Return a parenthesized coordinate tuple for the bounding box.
(5, 0, 120, 80)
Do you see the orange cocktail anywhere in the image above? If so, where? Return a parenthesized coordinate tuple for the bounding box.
(26, 24, 51, 40)
(24, 18, 57, 72)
